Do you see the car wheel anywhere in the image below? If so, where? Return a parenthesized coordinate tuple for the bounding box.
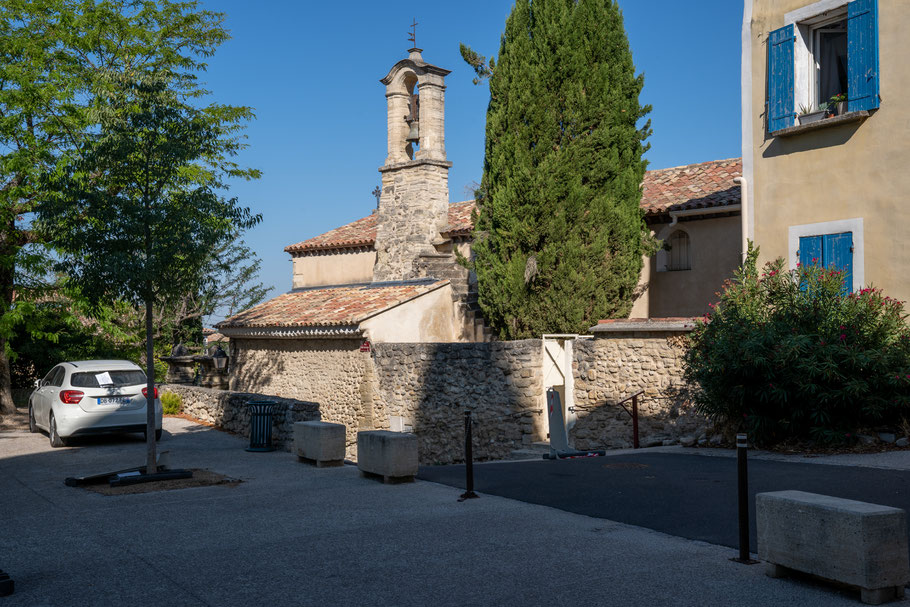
(49, 412, 67, 448)
(28, 403, 37, 433)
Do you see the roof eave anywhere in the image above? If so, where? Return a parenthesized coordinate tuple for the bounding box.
(218, 325, 363, 339)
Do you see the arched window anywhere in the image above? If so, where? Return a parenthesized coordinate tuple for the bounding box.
(666, 230, 691, 271)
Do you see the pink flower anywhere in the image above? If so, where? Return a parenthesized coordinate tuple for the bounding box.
(840, 334, 846, 341)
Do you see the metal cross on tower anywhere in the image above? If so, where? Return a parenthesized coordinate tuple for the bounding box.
(408, 18, 418, 49)
(372, 185, 381, 208)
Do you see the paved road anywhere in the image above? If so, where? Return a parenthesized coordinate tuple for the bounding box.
(0, 420, 886, 606)
(419, 451, 910, 550)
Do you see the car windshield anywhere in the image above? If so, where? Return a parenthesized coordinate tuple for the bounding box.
(70, 370, 147, 388)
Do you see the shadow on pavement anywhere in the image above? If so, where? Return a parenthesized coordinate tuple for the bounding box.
(419, 451, 910, 553)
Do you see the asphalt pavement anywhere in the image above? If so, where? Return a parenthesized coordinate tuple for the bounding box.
(419, 450, 910, 550)
(0, 418, 901, 606)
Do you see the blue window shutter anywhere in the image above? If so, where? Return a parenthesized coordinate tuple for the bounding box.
(799, 235, 823, 268)
(848, 0, 880, 111)
(824, 232, 854, 294)
(768, 24, 795, 132)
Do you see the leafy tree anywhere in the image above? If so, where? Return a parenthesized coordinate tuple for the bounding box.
(684, 244, 910, 446)
(38, 67, 259, 470)
(462, 0, 653, 339)
(9, 288, 146, 390)
(0, 0, 235, 417)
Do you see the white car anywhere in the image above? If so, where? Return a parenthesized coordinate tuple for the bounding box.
(28, 360, 163, 448)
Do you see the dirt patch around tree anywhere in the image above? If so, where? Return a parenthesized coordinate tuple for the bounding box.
(80, 468, 242, 496)
(0, 407, 29, 432)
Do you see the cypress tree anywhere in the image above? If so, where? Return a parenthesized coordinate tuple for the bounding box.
(468, 0, 652, 339)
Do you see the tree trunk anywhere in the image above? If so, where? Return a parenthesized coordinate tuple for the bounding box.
(0, 339, 14, 416)
(0, 253, 16, 416)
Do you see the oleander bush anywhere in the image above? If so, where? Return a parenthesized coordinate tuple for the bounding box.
(161, 391, 182, 416)
(684, 244, 910, 445)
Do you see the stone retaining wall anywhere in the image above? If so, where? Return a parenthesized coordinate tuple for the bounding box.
(368, 341, 545, 464)
(213, 326, 708, 464)
(161, 384, 319, 451)
(571, 326, 708, 450)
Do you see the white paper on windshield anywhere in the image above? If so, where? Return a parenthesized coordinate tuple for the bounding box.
(95, 372, 113, 386)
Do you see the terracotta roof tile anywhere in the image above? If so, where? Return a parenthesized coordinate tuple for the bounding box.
(640, 158, 742, 216)
(217, 280, 448, 329)
(285, 159, 741, 253)
(284, 213, 378, 253)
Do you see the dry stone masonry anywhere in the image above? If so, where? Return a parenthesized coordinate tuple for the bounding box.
(368, 341, 545, 464)
(228, 338, 373, 457)
(162, 384, 319, 451)
(571, 322, 709, 450)
(180, 324, 710, 463)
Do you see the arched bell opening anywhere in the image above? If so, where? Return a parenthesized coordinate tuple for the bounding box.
(402, 71, 420, 160)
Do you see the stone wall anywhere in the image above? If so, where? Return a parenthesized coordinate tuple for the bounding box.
(213, 329, 708, 465)
(161, 384, 319, 451)
(368, 341, 545, 464)
(374, 160, 451, 282)
(228, 338, 375, 457)
(571, 330, 708, 450)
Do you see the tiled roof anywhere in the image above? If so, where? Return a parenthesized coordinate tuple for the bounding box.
(216, 280, 448, 329)
(443, 200, 475, 236)
(285, 201, 476, 253)
(285, 159, 741, 253)
(284, 213, 378, 253)
(640, 158, 742, 216)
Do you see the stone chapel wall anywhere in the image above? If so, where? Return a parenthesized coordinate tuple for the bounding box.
(228, 338, 373, 455)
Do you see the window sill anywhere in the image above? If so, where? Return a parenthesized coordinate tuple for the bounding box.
(771, 110, 870, 137)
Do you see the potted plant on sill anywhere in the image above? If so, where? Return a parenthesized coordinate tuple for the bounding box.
(798, 103, 829, 125)
(829, 93, 847, 116)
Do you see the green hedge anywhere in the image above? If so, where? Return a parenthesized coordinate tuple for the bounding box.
(684, 245, 910, 445)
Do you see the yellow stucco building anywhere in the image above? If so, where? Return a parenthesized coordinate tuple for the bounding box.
(742, 0, 907, 298)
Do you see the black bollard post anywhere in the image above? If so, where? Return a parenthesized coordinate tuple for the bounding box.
(732, 432, 757, 564)
(459, 410, 479, 501)
(0, 568, 14, 596)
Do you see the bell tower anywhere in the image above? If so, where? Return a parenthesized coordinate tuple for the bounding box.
(373, 45, 452, 282)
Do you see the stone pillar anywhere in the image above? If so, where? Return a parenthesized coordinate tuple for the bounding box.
(415, 80, 446, 161)
(385, 91, 411, 165)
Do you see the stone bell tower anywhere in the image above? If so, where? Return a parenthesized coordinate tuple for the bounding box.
(373, 47, 452, 282)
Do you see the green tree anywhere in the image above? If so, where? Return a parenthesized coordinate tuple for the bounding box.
(0, 0, 235, 418)
(39, 69, 260, 470)
(462, 0, 652, 339)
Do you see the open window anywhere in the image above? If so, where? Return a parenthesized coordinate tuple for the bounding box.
(767, 0, 879, 133)
(809, 12, 848, 110)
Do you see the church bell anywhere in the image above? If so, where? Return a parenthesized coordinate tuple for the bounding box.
(405, 119, 420, 145)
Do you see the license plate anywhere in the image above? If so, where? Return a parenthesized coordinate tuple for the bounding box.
(98, 397, 130, 405)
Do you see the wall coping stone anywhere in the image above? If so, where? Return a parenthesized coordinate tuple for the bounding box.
(590, 317, 697, 335)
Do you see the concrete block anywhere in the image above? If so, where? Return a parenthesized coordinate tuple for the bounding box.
(757, 490, 910, 604)
(294, 421, 346, 467)
(357, 430, 418, 483)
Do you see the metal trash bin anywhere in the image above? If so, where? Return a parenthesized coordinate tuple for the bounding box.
(246, 400, 277, 452)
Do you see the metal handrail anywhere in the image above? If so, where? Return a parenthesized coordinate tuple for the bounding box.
(572, 391, 645, 448)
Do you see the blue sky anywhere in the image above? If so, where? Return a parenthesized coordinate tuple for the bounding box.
(197, 0, 744, 323)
